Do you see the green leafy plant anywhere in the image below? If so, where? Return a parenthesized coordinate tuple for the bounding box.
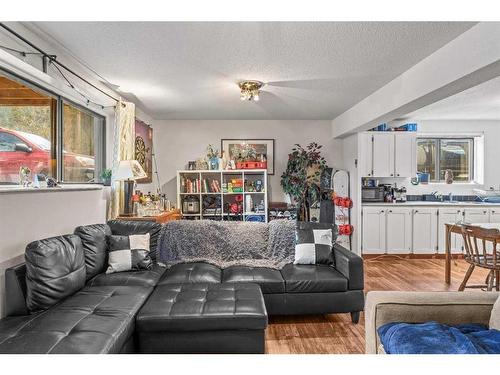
(101, 169, 112, 179)
(281, 143, 328, 221)
(100, 169, 112, 186)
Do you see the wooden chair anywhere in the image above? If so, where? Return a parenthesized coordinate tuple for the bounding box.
(459, 224, 500, 291)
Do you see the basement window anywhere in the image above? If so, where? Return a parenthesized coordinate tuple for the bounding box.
(0, 71, 105, 185)
(417, 137, 479, 183)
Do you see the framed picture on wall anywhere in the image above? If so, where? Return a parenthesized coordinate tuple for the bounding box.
(134, 119, 153, 183)
(221, 139, 275, 175)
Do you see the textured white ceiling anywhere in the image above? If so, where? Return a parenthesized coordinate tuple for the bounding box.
(32, 22, 475, 120)
(404, 76, 500, 120)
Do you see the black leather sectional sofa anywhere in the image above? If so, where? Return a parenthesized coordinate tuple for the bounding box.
(0, 220, 364, 354)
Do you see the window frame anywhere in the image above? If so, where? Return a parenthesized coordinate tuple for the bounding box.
(417, 137, 475, 183)
(0, 68, 106, 185)
(59, 98, 106, 184)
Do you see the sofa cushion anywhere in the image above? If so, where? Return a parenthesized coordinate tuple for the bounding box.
(222, 266, 285, 294)
(106, 234, 153, 274)
(136, 283, 267, 332)
(25, 234, 86, 312)
(280, 263, 348, 293)
(490, 296, 500, 330)
(294, 221, 337, 265)
(86, 264, 166, 288)
(74, 224, 111, 280)
(158, 262, 222, 285)
(107, 220, 162, 262)
(0, 285, 152, 354)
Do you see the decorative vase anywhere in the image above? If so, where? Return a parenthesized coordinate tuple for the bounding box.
(444, 169, 454, 184)
(209, 157, 219, 170)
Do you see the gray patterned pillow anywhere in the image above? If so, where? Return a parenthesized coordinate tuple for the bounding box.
(294, 222, 337, 265)
(106, 234, 153, 273)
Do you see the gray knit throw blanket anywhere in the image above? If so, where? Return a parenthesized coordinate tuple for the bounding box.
(157, 219, 296, 269)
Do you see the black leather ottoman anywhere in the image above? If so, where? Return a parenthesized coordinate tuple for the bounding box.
(136, 283, 268, 354)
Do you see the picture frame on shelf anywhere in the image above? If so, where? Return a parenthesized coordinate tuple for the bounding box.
(221, 139, 275, 175)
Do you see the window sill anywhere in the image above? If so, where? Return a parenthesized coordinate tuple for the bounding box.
(0, 184, 104, 194)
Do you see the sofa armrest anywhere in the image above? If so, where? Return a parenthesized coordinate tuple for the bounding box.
(365, 291, 499, 354)
(5, 263, 28, 317)
(333, 244, 364, 290)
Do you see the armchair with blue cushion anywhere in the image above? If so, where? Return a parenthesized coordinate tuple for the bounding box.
(365, 291, 500, 354)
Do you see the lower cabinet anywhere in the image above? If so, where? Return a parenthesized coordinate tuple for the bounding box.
(363, 205, 500, 255)
(385, 208, 412, 254)
(412, 208, 438, 254)
(437, 208, 463, 254)
(361, 207, 386, 254)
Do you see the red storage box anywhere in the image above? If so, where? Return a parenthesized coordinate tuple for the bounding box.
(236, 161, 267, 170)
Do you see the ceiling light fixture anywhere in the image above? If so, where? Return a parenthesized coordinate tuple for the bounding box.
(238, 80, 264, 101)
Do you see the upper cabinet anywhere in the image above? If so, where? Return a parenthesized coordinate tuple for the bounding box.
(359, 132, 416, 178)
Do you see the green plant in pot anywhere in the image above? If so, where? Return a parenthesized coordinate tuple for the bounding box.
(281, 143, 328, 222)
(100, 169, 112, 186)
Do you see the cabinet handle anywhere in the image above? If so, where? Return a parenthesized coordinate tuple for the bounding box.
(397, 173, 400, 177)
(415, 210, 418, 213)
(380, 210, 385, 213)
(389, 210, 393, 213)
(484, 211, 487, 214)
(390, 173, 394, 176)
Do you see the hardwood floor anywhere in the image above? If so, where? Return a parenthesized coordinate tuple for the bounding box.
(265, 257, 490, 354)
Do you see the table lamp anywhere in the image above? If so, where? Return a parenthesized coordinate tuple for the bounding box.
(114, 159, 147, 216)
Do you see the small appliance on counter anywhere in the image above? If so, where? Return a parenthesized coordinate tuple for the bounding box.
(392, 186, 407, 203)
(362, 186, 385, 202)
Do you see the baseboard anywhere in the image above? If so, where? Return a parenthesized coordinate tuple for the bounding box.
(362, 253, 465, 260)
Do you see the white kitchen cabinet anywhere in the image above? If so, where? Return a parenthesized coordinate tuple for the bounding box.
(464, 208, 490, 223)
(362, 207, 387, 253)
(372, 133, 395, 177)
(385, 208, 412, 254)
(490, 208, 500, 223)
(412, 208, 438, 253)
(394, 133, 416, 178)
(359, 132, 416, 178)
(359, 133, 374, 177)
(438, 208, 464, 254)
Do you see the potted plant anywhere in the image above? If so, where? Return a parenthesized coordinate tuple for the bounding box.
(101, 169, 112, 186)
(281, 143, 328, 222)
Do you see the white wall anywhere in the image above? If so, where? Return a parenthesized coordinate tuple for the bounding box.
(142, 120, 342, 202)
(0, 188, 108, 317)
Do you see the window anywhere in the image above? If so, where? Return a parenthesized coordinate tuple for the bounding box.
(417, 138, 474, 182)
(0, 75, 56, 184)
(0, 71, 105, 185)
(62, 102, 104, 183)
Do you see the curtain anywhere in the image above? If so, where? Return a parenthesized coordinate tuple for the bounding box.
(108, 100, 136, 219)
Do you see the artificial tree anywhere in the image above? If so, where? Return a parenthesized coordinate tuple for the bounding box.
(281, 142, 328, 221)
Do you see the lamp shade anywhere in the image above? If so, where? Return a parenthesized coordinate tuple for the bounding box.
(114, 160, 147, 181)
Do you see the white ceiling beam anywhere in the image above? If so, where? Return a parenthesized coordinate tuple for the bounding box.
(331, 22, 500, 138)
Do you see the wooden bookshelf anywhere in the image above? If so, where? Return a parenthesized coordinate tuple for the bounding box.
(177, 169, 268, 222)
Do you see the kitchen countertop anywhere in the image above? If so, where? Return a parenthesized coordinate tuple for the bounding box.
(362, 201, 500, 207)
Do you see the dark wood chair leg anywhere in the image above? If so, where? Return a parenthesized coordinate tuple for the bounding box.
(350, 311, 360, 324)
(458, 264, 475, 291)
(487, 270, 495, 291)
(496, 270, 500, 291)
